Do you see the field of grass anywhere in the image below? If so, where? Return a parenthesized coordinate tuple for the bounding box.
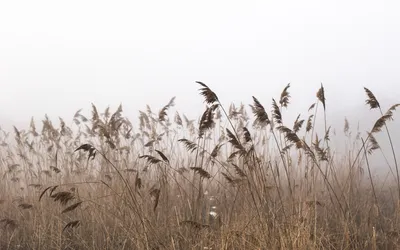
(0, 82, 399, 249)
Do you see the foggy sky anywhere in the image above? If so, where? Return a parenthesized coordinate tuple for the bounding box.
(1, 0, 399, 130)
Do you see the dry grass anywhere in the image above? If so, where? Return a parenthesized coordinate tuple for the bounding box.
(0, 83, 399, 249)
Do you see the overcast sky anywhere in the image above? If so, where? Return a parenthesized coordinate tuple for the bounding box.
(1, 0, 399, 131)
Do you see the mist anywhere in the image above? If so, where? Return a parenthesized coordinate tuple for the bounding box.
(1, 0, 400, 175)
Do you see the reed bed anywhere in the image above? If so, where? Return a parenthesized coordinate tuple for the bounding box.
(0, 82, 399, 249)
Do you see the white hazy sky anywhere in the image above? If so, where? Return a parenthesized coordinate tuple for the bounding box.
(1, 0, 400, 130)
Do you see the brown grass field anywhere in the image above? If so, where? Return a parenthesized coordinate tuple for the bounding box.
(0, 82, 399, 249)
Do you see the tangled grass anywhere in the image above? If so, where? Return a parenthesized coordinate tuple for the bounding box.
(0, 82, 399, 249)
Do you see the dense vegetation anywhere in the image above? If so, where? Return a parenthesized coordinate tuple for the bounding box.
(0, 82, 399, 249)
